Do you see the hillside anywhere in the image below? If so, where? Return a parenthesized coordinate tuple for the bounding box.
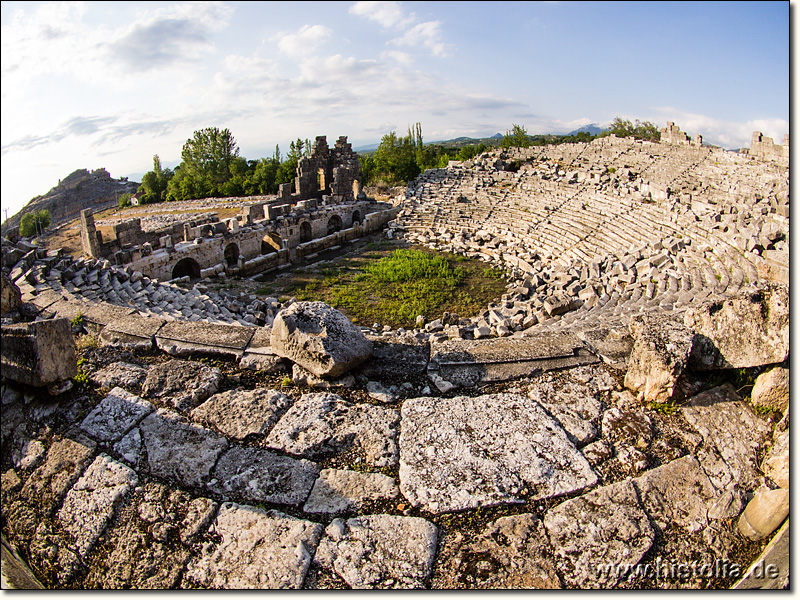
(2, 168, 139, 235)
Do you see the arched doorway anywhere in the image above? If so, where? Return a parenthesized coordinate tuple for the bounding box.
(352, 210, 362, 226)
(300, 221, 313, 243)
(224, 243, 239, 267)
(327, 214, 343, 235)
(172, 257, 201, 280)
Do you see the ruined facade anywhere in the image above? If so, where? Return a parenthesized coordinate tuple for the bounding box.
(79, 135, 396, 282)
(659, 121, 702, 147)
(749, 131, 789, 165)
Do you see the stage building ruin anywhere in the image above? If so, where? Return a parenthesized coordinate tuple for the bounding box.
(80, 135, 398, 282)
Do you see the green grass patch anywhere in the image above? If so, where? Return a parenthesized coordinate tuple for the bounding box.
(285, 247, 507, 328)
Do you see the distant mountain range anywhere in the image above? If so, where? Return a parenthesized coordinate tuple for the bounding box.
(355, 126, 606, 153)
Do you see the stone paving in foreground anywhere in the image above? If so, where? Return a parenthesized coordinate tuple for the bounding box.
(0, 346, 784, 589)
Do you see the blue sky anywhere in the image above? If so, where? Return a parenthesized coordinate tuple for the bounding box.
(0, 1, 790, 220)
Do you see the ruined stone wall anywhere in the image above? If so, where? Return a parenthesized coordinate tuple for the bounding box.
(749, 132, 789, 165)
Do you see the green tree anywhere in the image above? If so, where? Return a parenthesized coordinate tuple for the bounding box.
(19, 209, 51, 237)
(138, 155, 173, 204)
(502, 124, 531, 149)
(604, 117, 659, 142)
(371, 130, 421, 184)
(167, 127, 240, 201)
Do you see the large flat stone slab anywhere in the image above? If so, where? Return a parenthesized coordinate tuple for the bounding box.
(314, 514, 438, 589)
(356, 335, 430, 379)
(431, 513, 561, 589)
(57, 454, 137, 558)
(185, 502, 323, 589)
(79, 387, 154, 443)
(399, 394, 597, 513)
(141, 359, 222, 412)
(680, 384, 770, 491)
(208, 445, 319, 506)
(99, 314, 166, 349)
(155, 320, 256, 360)
(265, 393, 399, 467)
(429, 333, 598, 387)
(303, 469, 399, 515)
(190, 388, 294, 440)
(544, 478, 655, 588)
(632, 455, 719, 533)
(139, 409, 228, 488)
(20, 434, 96, 516)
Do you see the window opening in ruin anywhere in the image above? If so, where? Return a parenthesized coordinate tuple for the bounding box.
(261, 233, 281, 254)
(300, 221, 313, 243)
(327, 214, 343, 235)
(352, 210, 362, 225)
(172, 257, 201, 280)
(224, 243, 239, 267)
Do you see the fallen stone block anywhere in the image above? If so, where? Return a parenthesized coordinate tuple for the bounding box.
(685, 284, 789, 369)
(624, 313, 694, 403)
(1, 318, 77, 387)
(271, 301, 373, 377)
(191, 388, 295, 440)
(750, 366, 789, 414)
(738, 488, 789, 541)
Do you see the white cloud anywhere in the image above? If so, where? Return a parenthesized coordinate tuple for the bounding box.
(275, 24, 333, 57)
(350, 0, 449, 58)
(349, 1, 413, 28)
(389, 21, 448, 57)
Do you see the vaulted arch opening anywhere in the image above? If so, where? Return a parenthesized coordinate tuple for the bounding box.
(172, 257, 201, 280)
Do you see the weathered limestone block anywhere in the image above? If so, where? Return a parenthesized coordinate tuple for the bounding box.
(141, 359, 222, 412)
(685, 285, 789, 369)
(139, 408, 228, 488)
(762, 426, 789, 489)
(185, 502, 323, 589)
(57, 454, 138, 557)
(1, 318, 77, 386)
(399, 394, 597, 513)
(543, 479, 655, 588)
(680, 384, 770, 491)
(314, 514, 438, 589)
(271, 301, 373, 377)
(431, 513, 561, 589)
(20, 434, 96, 516)
(208, 445, 319, 506)
(631, 455, 719, 533)
(624, 313, 694, 403)
(79, 387, 154, 443)
(190, 388, 294, 439)
(1, 271, 22, 314)
(265, 393, 399, 467)
(303, 468, 399, 514)
(750, 366, 789, 414)
(738, 488, 789, 541)
(88, 361, 148, 389)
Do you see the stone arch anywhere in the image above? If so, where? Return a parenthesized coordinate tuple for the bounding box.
(172, 257, 201, 280)
(200, 224, 214, 237)
(224, 242, 239, 267)
(352, 210, 362, 226)
(261, 233, 282, 254)
(327, 214, 343, 235)
(300, 221, 313, 243)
